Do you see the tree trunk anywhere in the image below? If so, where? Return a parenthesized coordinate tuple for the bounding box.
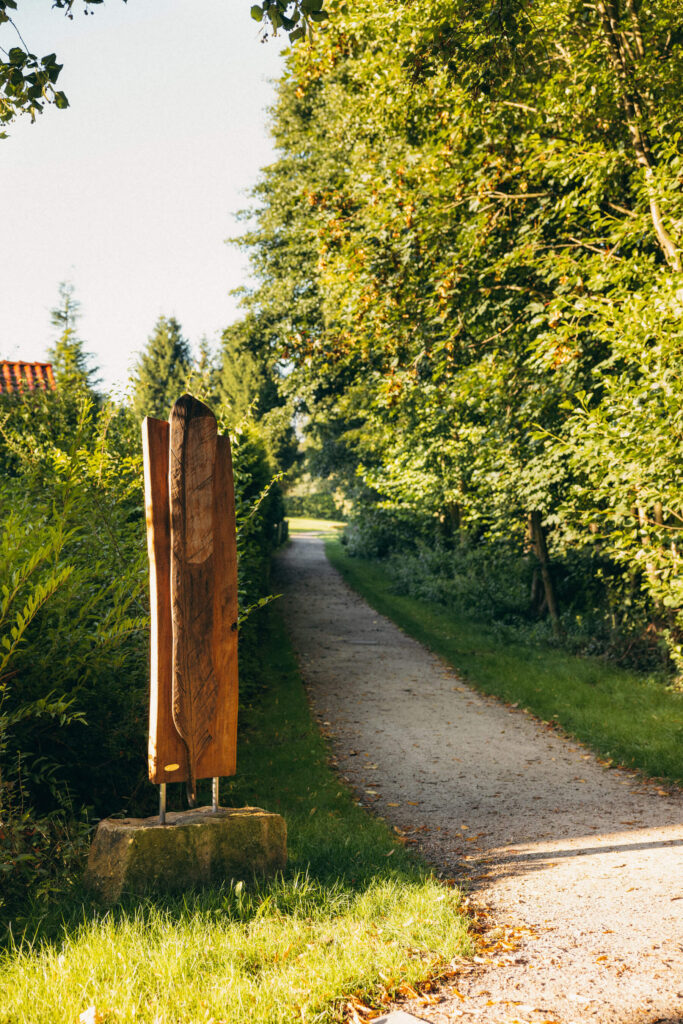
(529, 511, 562, 637)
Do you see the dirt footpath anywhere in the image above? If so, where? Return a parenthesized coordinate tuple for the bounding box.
(276, 535, 683, 1024)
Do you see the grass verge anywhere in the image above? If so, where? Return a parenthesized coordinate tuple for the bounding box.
(0, 608, 470, 1024)
(325, 539, 683, 786)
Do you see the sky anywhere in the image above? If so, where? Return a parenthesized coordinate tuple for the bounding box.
(1, 0, 285, 393)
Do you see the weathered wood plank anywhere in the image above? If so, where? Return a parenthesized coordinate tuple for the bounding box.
(143, 416, 187, 785)
(169, 396, 218, 802)
(145, 397, 239, 794)
(196, 432, 238, 780)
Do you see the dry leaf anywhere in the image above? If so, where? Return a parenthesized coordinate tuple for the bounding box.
(397, 983, 419, 999)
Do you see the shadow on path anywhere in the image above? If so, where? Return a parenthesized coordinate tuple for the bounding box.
(276, 534, 683, 1024)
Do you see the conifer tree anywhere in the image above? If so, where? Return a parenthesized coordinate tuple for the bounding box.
(130, 316, 192, 420)
(183, 336, 219, 407)
(216, 321, 278, 421)
(47, 282, 100, 395)
(217, 320, 298, 473)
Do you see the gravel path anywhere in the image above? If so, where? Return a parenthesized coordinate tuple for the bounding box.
(276, 535, 683, 1024)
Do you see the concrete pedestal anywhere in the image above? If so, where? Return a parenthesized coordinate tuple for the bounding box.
(84, 805, 287, 902)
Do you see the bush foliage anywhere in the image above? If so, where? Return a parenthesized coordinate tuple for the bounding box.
(0, 384, 285, 918)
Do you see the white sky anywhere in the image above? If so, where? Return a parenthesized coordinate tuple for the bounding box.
(1, 0, 285, 392)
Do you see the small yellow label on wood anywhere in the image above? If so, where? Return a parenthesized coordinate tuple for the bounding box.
(164, 763, 180, 772)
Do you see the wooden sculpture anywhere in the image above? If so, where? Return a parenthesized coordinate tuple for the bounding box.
(142, 395, 238, 809)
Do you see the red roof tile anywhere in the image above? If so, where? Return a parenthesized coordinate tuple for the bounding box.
(0, 361, 56, 396)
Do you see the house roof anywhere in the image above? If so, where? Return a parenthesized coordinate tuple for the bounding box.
(0, 361, 56, 395)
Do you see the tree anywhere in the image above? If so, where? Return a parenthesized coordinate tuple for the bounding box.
(130, 315, 192, 420)
(217, 317, 298, 473)
(0, 0, 330, 135)
(47, 281, 100, 394)
(231, 0, 683, 663)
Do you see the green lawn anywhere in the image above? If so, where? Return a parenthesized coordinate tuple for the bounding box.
(287, 516, 346, 535)
(0, 609, 470, 1024)
(326, 539, 683, 786)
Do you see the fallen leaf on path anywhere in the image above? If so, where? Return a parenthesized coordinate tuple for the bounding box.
(397, 983, 419, 999)
(406, 801, 419, 805)
(387, 802, 400, 807)
(345, 996, 373, 1021)
(595, 955, 608, 962)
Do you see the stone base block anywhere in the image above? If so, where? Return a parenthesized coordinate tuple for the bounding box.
(84, 805, 287, 902)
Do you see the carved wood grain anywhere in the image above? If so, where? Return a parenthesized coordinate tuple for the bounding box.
(143, 416, 188, 785)
(145, 396, 239, 790)
(197, 432, 238, 779)
(169, 396, 218, 799)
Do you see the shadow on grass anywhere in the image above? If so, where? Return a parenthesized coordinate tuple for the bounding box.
(3, 604, 461, 957)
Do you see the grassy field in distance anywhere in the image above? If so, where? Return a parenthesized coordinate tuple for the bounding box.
(287, 516, 347, 535)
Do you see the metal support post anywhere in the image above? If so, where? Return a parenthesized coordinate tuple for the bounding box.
(212, 776, 219, 812)
(159, 782, 167, 825)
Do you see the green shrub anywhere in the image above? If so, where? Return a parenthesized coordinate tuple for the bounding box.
(0, 390, 286, 916)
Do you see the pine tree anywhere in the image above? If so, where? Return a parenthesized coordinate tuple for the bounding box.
(130, 316, 192, 420)
(217, 320, 297, 472)
(47, 282, 100, 394)
(216, 320, 278, 420)
(183, 336, 219, 407)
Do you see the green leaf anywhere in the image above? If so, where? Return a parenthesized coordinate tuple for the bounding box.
(250, 4, 263, 21)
